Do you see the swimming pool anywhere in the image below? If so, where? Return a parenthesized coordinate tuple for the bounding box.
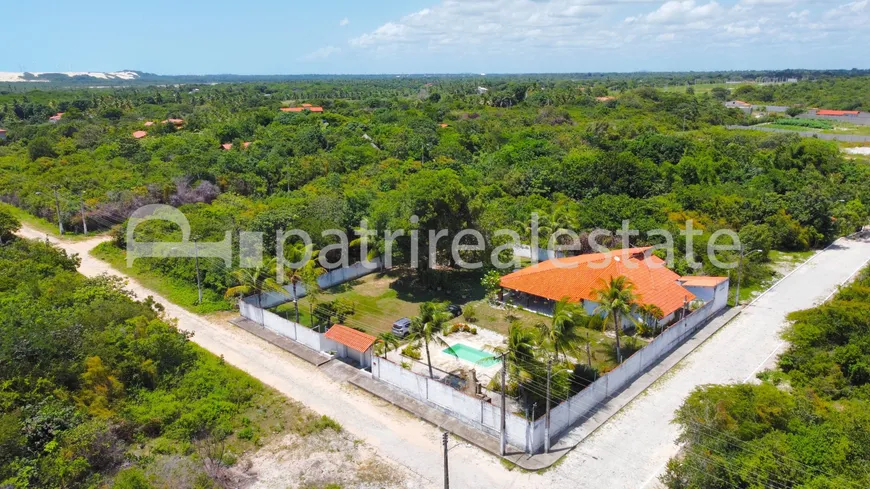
(442, 343, 501, 368)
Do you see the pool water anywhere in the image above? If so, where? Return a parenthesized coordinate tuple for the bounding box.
(442, 343, 501, 368)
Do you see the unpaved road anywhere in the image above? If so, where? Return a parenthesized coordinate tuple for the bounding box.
(16, 226, 870, 489)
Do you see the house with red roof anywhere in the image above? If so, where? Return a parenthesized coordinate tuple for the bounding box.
(816, 109, 861, 117)
(0, 129, 6, 141)
(132, 131, 147, 139)
(499, 247, 729, 328)
(324, 324, 376, 368)
(48, 113, 64, 123)
(281, 105, 324, 113)
(221, 142, 251, 150)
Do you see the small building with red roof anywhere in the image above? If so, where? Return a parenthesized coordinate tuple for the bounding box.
(0, 129, 6, 141)
(324, 324, 376, 368)
(132, 131, 147, 139)
(48, 113, 64, 123)
(221, 142, 252, 150)
(499, 247, 728, 328)
(816, 109, 860, 117)
(281, 105, 323, 113)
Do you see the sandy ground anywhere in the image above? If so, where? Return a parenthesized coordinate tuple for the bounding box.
(844, 146, 870, 155)
(16, 225, 870, 489)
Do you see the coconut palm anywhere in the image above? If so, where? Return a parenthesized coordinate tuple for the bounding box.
(536, 297, 587, 362)
(638, 303, 665, 336)
(375, 332, 400, 358)
(281, 241, 324, 324)
(408, 302, 453, 378)
(225, 258, 289, 324)
(486, 321, 540, 385)
(592, 276, 641, 364)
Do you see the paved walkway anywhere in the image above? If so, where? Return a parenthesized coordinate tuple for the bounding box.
(726, 124, 870, 142)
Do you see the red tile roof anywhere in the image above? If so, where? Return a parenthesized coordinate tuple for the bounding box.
(144, 121, 155, 127)
(308, 107, 323, 112)
(132, 131, 147, 139)
(679, 276, 728, 287)
(221, 143, 233, 150)
(281, 107, 304, 112)
(440, 123, 449, 128)
(817, 109, 860, 116)
(325, 324, 376, 352)
(301, 103, 313, 107)
(499, 247, 702, 317)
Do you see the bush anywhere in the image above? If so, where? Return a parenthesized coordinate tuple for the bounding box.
(401, 344, 421, 360)
(301, 415, 342, 435)
(462, 303, 478, 323)
(446, 323, 477, 335)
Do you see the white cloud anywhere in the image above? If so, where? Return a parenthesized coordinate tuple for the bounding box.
(339, 17, 350, 26)
(347, 0, 870, 61)
(301, 46, 341, 61)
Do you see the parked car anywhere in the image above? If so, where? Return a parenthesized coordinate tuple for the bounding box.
(391, 317, 412, 338)
(447, 304, 462, 318)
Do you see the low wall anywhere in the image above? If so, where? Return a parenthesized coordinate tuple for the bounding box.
(251, 258, 384, 309)
(240, 297, 331, 353)
(372, 356, 531, 451)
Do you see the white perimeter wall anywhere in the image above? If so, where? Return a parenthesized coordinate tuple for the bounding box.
(255, 257, 384, 309)
(372, 357, 531, 450)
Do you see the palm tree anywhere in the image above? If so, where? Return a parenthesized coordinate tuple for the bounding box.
(536, 297, 587, 362)
(349, 222, 388, 270)
(408, 302, 453, 378)
(592, 276, 641, 364)
(225, 258, 289, 324)
(375, 332, 400, 358)
(486, 322, 540, 386)
(638, 303, 665, 336)
(281, 242, 324, 324)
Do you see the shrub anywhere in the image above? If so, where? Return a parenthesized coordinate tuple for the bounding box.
(401, 344, 421, 360)
(462, 303, 478, 323)
(446, 323, 478, 335)
(301, 415, 342, 435)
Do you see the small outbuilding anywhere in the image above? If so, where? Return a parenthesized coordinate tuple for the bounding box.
(324, 324, 375, 369)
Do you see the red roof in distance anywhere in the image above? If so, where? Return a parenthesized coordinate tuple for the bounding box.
(817, 109, 860, 116)
(325, 324, 376, 352)
(132, 131, 147, 139)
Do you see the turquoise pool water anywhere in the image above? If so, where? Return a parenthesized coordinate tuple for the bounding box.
(442, 343, 501, 367)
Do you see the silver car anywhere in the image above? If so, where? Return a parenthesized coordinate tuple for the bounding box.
(391, 317, 412, 338)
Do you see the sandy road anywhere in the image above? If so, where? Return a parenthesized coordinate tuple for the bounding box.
(15, 226, 870, 489)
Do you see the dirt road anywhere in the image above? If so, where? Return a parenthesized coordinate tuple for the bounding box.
(16, 226, 870, 489)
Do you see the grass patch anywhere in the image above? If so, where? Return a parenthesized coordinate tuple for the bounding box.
(772, 117, 833, 130)
(0, 202, 95, 241)
(300, 415, 343, 435)
(91, 241, 232, 314)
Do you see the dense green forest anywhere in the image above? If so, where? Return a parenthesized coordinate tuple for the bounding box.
(0, 74, 868, 311)
(0, 233, 361, 488)
(663, 265, 870, 488)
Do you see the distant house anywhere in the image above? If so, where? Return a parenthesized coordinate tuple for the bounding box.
(48, 112, 64, 123)
(724, 100, 753, 114)
(324, 324, 375, 368)
(498, 247, 729, 328)
(280, 105, 323, 113)
(221, 142, 251, 150)
(144, 121, 156, 127)
(595, 96, 616, 102)
(132, 131, 147, 139)
(476, 86, 489, 94)
(439, 123, 449, 128)
(161, 118, 184, 127)
(816, 109, 860, 117)
(0, 129, 6, 141)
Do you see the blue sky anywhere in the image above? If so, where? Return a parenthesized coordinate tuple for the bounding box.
(5, 0, 870, 74)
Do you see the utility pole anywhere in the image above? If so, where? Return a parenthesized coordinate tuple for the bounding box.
(52, 186, 64, 235)
(193, 238, 203, 304)
(79, 191, 87, 235)
(499, 352, 507, 456)
(442, 431, 449, 489)
(734, 245, 745, 306)
(586, 332, 592, 367)
(545, 359, 552, 453)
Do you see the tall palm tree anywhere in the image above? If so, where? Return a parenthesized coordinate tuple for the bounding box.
(281, 242, 324, 324)
(592, 276, 641, 364)
(375, 332, 400, 358)
(225, 258, 289, 324)
(408, 302, 453, 378)
(537, 297, 587, 362)
(486, 322, 540, 386)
